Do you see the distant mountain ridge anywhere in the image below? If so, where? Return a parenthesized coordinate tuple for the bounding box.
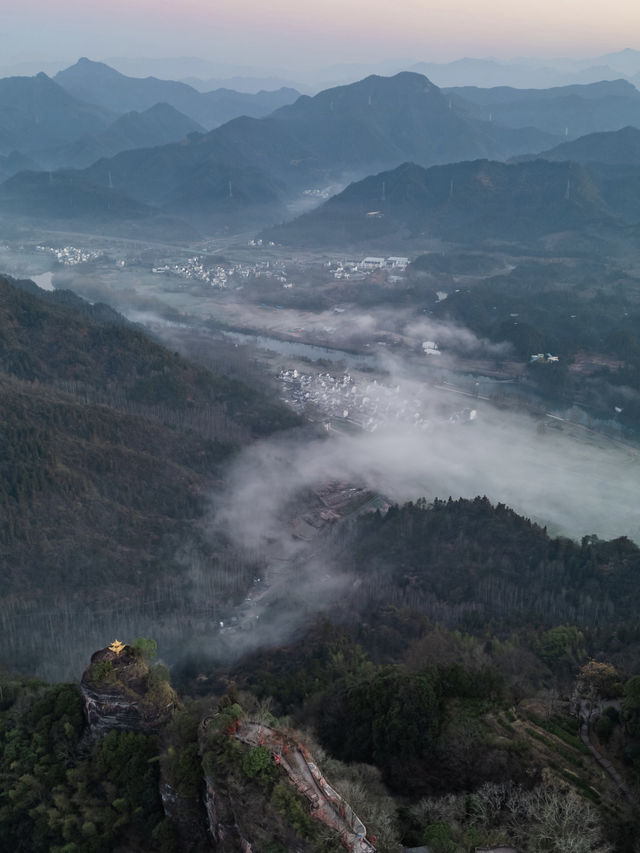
(267, 71, 555, 167)
(54, 58, 300, 129)
(0, 72, 113, 155)
(38, 102, 205, 170)
(409, 50, 640, 89)
(0, 71, 559, 235)
(515, 126, 640, 166)
(447, 79, 640, 139)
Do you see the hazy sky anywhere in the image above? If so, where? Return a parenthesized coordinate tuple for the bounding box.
(6, 0, 640, 71)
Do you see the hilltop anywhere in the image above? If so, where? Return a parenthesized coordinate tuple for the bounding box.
(264, 158, 626, 247)
(55, 57, 300, 128)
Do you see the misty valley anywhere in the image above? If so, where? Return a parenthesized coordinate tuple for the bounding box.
(2, 51, 640, 853)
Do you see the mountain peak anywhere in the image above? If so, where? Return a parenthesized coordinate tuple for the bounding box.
(57, 58, 124, 78)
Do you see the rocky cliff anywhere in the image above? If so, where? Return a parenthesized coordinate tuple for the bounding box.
(80, 641, 176, 736)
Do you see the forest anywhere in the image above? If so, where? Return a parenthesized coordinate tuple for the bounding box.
(0, 274, 299, 676)
(2, 601, 640, 852)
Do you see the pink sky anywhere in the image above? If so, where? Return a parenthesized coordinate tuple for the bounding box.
(6, 0, 640, 69)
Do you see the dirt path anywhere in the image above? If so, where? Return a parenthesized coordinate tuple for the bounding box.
(234, 721, 376, 853)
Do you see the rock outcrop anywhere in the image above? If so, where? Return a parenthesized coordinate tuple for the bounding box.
(80, 641, 176, 736)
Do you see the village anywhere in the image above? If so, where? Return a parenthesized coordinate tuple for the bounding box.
(27, 236, 415, 303)
(36, 243, 108, 266)
(277, 366, 477, 431)
(150, 252, 411, 290)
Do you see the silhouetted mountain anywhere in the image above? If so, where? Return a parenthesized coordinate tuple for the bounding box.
(0, 150, 41, 181)
(55, 58, 299, 128)
(516, 126, 640, 166)
(106, 101, 203, 144)
(411, 58, 633, 89)
(271, 71, 556, 168)
(594, 48, 640, 77)
(0, 72, 113, 154)
(73, 68, 550, 188)
(182, 74, 302, 94)
(39, 102, 205, 169)
(448, 79, 640, 138)
(1, 72, 559, 234)
(265, 158, 635, 246)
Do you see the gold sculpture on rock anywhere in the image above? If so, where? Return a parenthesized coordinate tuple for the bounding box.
(108, 639, 126, 656)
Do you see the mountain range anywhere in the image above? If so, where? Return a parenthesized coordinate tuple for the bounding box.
(38, 102, 205, 170)
(0, 72, 113, 156)
(410, 55, 640, 90)
(5, 66, 640, 240)
(0, 71, 560, 234)
(263, 158, 640, 246)
(448, 78, 640, 139)
(54, 58, 300, 129)
(0, 60, 300, 175)
(516, 125, 640, 166)
(4, 47, 640, 91)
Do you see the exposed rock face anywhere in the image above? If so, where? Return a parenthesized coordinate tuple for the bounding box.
(80, 644, 175, 735)
(203, 775, 250, 852)
(160, 780, 211, 850)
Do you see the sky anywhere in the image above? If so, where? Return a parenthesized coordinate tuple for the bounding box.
(6, 0, 640, 74)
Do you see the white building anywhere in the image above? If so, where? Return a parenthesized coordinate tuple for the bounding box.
(361, 257, 386, 269)
(387, 256, 409, 269)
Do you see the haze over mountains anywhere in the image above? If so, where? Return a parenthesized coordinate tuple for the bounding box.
(0, 72, 113, 156)
(3, 57, 640, 243)
(54, 58, 300, 128)
(4, 40, 640, 849)
(5, 47, 640, 91)
(264, 158, 635, 246)
(0, 69, 576, 235)
(517, 125, 640, 165)
(448, 79, 640, 138)
(0, 59, 300, 176)
(41, 102, 205, 170)
(409, 50, 640, 89)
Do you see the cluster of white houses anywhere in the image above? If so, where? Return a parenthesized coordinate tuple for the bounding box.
(36, 244, 105, 266)
(360, 256, 410, 270)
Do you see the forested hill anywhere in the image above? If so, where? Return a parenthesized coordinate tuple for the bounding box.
(0, 275, 298, 437)
(0, 275, 299, 676)
(264, 158, 631, 247)
(346, 497, 640, 635)
(0, 71, 554, 234)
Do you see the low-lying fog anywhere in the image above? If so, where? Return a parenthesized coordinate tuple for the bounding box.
(219, 376, 640, 552)
(3, 245, 640, 679)
(197, 367, 640, 667)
